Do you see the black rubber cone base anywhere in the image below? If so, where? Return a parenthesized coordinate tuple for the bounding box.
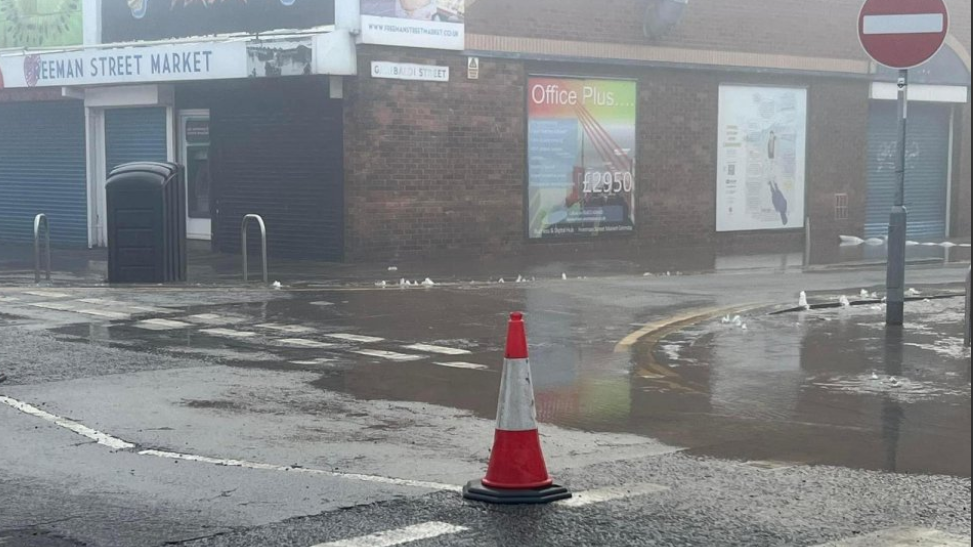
(462, 480, 572, 505)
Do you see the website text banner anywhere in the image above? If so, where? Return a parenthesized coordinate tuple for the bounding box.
(0, 42, 248, 89)
(361, 0, 464, 50)
(527, 77, 638, 240)
(717, 85, 808, 232)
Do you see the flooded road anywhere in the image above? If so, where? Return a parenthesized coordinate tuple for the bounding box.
(8, 271, 970, 478)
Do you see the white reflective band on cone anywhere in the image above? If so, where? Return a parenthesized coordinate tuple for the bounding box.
(495, 358, 538, 431)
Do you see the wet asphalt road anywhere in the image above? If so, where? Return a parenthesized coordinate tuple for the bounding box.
(0, 264, 970, 546)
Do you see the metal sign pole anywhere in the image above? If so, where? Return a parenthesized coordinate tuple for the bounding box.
(886, 69, 908, 326)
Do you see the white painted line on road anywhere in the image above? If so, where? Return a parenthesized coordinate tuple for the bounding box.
(434, 362, 489, 371)
(0, 396, 135, 451)
(24, 291, 71, 299)
(326, 333, 386, 344)
(557, 483, 670, 508)
(290, 358, 336, 366)
(134, 319, 192, 331)
(77, 298, 137, 307)
(200, 328, 259, 339)
(276, 338, 336, 349)
(257, 323, 318, 335)
(310, 522, 468, 547)
(310, 301, 334, 306)
(184, 313, 245, 325)
(862, 14, 945, 35)
(122, 305, 173, 314)
(0, 296, 21, 302)
(352, 349, 424, 362)
(404, 344, 470, 355)
(76, 309, 132, 320)
(138, 450, 462, 492)
(814, 527, 970, 547)
(27, 302, 79, 311)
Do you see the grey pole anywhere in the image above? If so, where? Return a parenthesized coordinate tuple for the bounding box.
(34, 214, 51, 284)
(886, 69, 908, 326)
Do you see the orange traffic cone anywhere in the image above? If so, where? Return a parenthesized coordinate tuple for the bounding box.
(463, 312, 571, 504)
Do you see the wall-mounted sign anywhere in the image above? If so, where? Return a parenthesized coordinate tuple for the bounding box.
(361, 0, 464, 50)
(467, 57, 479, 80)
(1, 0, 82, 48)
(716, 85, 808, 233)
(371, 61, 449, 82)
(101, 0, 335, 44)
(527, 77, 638, 240)
(0, 42, 248, 88)
(247, 38, 313, 78)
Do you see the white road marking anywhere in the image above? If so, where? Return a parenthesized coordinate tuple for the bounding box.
(134, 319, 192, 331)
(326, 333, 386, 343)
(200, 328, 258, 339)
(23, 291, 71, 299)
(276, 338, 336, 349)
(75, 309, 132, 320)
(78, 298, 129, 306)
(257, 323, 318, 334)
(122, 305, 173, 314)
(814, 527, 970, 547)
(2, 399, 464, 492)
(557, 483, 670, 508)
(862, 14, 945, 35)
(310, 522, 468, 547)
(352, 349, 424, 362)
(0, 396, 135, 451)
(290, 358, 336, 366)
(434, 362, 489, 371)
(138, 450, 461, 492)
(404, 344, 470, 355)
(184, 314, 245, 325)
(0, 296, 22, 303)
(27, 302, 79, 311)
(310, 301, 334, 306)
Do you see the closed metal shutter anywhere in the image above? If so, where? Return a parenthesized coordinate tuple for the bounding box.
(210, 79, 344, 261)
(105, 108, 168, 171)
(0, 101, 87, 246)
(865, 102, 951, 239)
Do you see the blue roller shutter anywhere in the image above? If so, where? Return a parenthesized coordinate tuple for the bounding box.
(0, 101, 87, 246)
(105, 107, 168, 171)
(865, 102, 951, 240)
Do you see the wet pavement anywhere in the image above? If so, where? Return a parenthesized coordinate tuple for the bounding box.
(1, 263, 970, 546)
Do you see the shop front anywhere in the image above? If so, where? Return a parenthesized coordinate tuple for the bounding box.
(1, 30, 354, 255)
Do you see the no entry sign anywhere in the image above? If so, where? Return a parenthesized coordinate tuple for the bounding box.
(859, 0, 950, 69)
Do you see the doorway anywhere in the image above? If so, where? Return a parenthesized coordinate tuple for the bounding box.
(179, 110, 212, 240)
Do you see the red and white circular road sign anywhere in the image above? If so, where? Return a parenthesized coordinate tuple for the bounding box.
(859, 0, 950, 69)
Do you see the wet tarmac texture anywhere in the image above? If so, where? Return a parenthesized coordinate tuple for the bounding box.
(3, 278, 969, 477)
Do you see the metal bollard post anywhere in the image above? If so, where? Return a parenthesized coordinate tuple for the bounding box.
(34, 214, 51, 284)
(965, 267, 971, 347)
(241, 214, 268, 284)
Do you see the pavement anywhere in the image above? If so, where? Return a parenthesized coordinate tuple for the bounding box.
(0, 255, 970, 546)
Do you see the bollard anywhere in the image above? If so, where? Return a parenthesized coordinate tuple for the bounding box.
(965, 267, 971, 347)
(34, 214, 51, 284)
(241, 214, 268, 284)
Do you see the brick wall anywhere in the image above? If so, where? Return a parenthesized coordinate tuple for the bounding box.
(344, 47, 526, 260)
(468, 0, 971, 63)
(345, 48, 871, 260)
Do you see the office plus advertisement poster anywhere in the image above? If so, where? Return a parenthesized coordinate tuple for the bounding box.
(717, 85, 807, 233)
(527, 77, 637, 240)
(361, 0, 464, 50)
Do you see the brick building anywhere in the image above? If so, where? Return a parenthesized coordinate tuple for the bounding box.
(2, 0, 970, 264)
(345, 0, 971, 262)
